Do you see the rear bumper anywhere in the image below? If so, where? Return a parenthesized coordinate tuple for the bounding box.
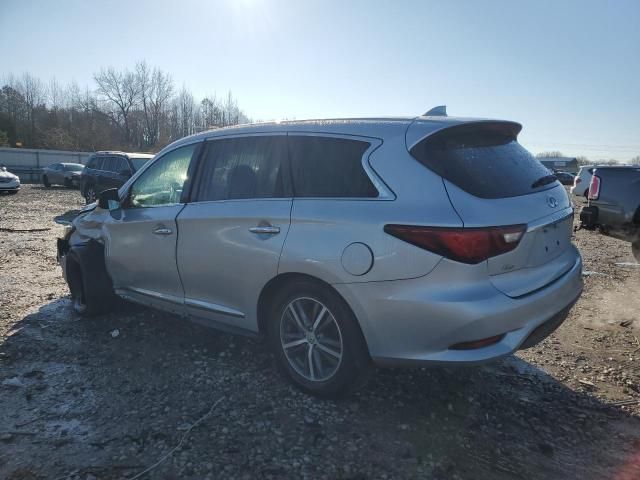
(334, 247, 583, 367)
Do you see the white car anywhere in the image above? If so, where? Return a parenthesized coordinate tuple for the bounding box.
(570, 166, 595, 200)
(0, 166, 20, 194)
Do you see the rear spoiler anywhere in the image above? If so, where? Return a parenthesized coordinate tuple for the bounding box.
(405, 119, 523, 151)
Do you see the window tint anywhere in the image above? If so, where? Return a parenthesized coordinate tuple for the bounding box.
(196, 136, 288, 201)
(409, 122, 554, 199)
(51, 163, 61, 170)
(130, 157, 151, 171)
(87, 157, 98, 169)
(288, 136, 377, 198)
(130, 144, 197, 208)
(101, 157, 117, 172)
(113, 157, 130, 174)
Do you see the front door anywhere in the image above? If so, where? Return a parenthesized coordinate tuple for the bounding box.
(177, 134, 292, 332)
(103, 143, 201, 312)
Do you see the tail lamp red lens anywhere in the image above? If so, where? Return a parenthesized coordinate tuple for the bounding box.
(588, 175, 601, 200)
(384, 224, 526, 264)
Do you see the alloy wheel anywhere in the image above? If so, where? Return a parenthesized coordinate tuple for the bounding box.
(280, 297, 343, 382)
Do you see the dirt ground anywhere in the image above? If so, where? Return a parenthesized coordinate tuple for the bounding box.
(1, 185, 639, 480)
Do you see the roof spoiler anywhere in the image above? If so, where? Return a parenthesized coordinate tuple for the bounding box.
(423, 105, 447, 117)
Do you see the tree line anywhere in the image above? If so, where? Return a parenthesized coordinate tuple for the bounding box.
(0, 62, 250, 153)
(536, 151, 640, 166)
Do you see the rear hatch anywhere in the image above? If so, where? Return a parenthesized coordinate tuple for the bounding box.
(408, 121, 576, 297)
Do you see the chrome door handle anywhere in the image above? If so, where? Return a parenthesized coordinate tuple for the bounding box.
(153, 226, 173, 235)
(249, 226, 280, 235)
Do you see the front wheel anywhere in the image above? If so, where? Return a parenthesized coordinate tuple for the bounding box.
(65, 244, 116, 316)
(268, 280, 371, 398)
(632, 240, 640, 263)
(42, 175, 50, 187)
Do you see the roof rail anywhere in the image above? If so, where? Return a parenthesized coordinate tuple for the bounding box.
(423, 105, 447, 117)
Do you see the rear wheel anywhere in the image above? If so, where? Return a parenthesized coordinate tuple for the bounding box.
(64, 177, 73, 188)
(268, 279, 371, 398)
(85, 185, 97, 204)
(8, 190, 18, 195)
(632, 240, 640, 263)
(42, 175, 50, 187)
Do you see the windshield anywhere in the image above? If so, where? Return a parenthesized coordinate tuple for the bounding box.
(64, 164, 84, 171)
(130, 157, 152, 171)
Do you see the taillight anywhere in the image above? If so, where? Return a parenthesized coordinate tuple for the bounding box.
(588, 175, 601, 200)
(575, 177, 582, 185)
(384, 224, 526, 264)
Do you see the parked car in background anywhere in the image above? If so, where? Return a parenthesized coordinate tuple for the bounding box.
(42, 162, 84, 188)
(80, 151, 154, 204)
(553, 171, 575, 186)
(0, 165, 20, 194)
(570, 165, 596, 200)
(58, 113, 583, 397)
(580, 166, 640, 261)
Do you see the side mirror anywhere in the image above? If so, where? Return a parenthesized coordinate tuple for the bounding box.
(98, 188, 120, 210)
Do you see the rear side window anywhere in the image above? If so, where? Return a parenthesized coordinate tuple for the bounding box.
(195, 136, 288, 201)
(409, 122, 554, 199)
(88, 157, 103, 170)
(113, 157, 130, 174)
(288, 136, 377, 198)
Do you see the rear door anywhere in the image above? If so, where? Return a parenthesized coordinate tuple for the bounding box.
(176, 134, 292, 332)
(408, 121, 576, 297)
(103, 143, 200, 311)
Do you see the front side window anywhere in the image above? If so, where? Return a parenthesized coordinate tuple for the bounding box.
(195, 136, 288, 201)
(288, 136, 377, 198)
(129, 144, 197, 208)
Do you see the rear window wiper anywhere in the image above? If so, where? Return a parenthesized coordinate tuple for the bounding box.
(531, 174, 557, 189)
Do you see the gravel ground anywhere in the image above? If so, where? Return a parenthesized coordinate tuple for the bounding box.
(1, 185, 639, 480)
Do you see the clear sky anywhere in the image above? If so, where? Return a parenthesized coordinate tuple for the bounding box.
(1, 0, 639, 160)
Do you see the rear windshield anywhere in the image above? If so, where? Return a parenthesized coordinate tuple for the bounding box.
(130, 157, 152, 171)
(409, 122, 555, 199)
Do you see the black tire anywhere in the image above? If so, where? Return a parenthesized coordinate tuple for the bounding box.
(8, 190, 18, 195)
(584, 188, 589, 199)
(42, 175, 50, 187)
(632, 240, 640, 263)
(268, 279, 371, 398)
(64, 177, 73, 188)
(65, 243, 116, 316)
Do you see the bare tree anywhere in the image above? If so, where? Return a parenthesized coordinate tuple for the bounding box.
(18, 72, 46, 145)
(630, 155, 640, 165)
(94, 66, 141, 145)
(535, 151, 565, 158)
(136, 61, 173, 148)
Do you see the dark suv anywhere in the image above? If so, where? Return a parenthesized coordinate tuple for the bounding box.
(81, 151, 153, 203)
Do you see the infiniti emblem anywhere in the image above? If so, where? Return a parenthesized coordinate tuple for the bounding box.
(547, 196, 558, 208)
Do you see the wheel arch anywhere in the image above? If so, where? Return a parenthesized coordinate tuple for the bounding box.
(256, 273, 370, 353)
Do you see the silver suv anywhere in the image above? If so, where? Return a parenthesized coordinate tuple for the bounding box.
(58, 112, 583, 397)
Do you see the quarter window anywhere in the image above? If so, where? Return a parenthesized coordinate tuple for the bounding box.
(129, 144, 198, 208)
(288, 136, 377, 198)
(195, 136, 288, 201)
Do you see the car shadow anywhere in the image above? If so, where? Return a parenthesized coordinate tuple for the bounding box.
(1, 298, 639, 479)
